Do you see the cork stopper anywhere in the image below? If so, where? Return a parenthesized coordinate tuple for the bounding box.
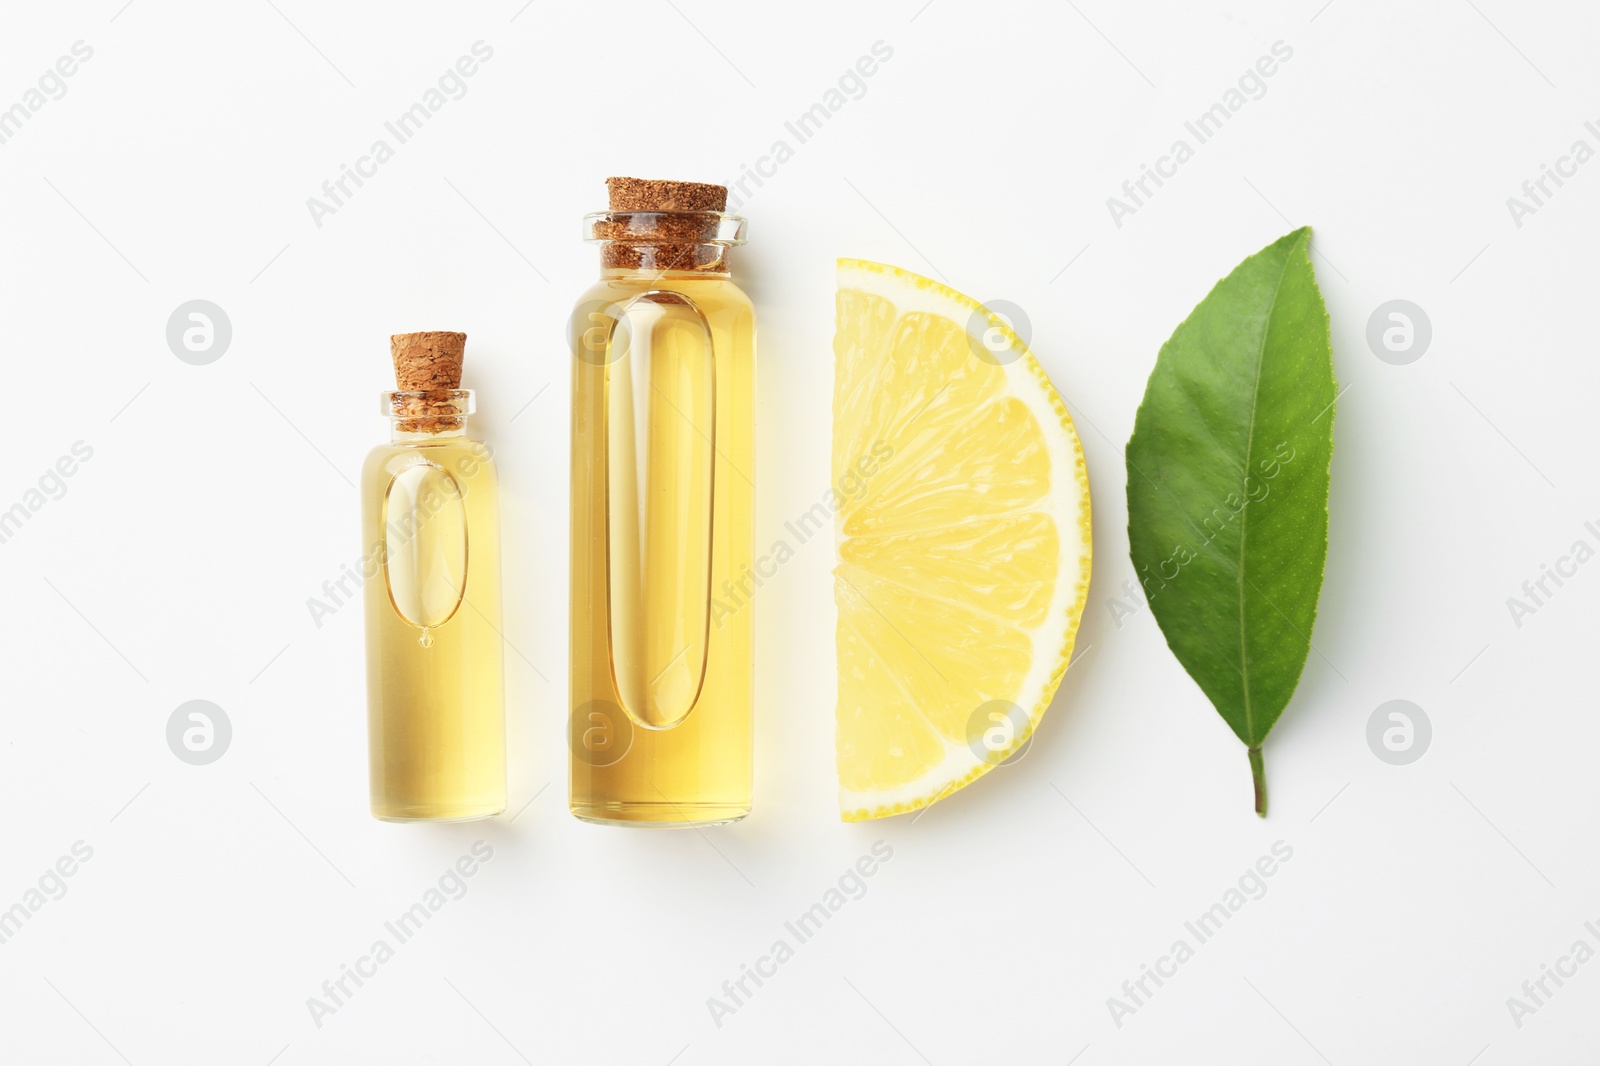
(606, 177, 727, 213)
(389, 331, 467, 433)
(599, 176, 731, 273)
(391, 331, 465, 390)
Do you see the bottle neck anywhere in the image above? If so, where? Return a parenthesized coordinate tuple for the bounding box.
(600, 243, 732, 277)
(390, 420, 467, 443)
(381, 389, 473, 438)
(585, 211, 746, 281)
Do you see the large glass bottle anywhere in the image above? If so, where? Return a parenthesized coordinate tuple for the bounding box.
(569, 178, 754, 826)
(363, 332, 506, 822)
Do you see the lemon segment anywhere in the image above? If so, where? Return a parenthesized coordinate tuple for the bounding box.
(833, 259, 1092, 820)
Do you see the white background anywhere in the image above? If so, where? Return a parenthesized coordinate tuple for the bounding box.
(1, 0, 1595, 1062)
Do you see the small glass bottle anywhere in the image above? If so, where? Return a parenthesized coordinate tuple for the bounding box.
(362, 331, 507, 822)
(569, 177, 755, 826)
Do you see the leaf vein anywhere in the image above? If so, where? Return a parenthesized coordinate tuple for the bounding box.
(1235, 241, 1299, 745)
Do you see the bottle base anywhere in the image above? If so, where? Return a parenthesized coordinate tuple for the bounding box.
(570, 801, 749, 828)
(372, 801, 505, 823)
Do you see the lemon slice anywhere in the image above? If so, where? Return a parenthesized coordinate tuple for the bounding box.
(833, 259, 1092, 820)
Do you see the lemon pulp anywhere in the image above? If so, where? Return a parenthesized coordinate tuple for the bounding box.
(833, 259, 1092, 820)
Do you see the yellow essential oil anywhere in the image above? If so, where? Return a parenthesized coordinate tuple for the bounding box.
(569, 178, 754, 826)
(363, 332, 507, 822)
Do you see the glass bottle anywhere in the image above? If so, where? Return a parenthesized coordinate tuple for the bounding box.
(362, 332, 507, 821)
(569, 178, 755, 826)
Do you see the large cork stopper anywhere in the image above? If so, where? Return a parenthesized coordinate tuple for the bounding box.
(600, 176, 731, 273)
(606, 177, 727, 213)
(389, 331, 467, 433)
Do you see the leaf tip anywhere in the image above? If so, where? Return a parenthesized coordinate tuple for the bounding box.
(1282, 225, 1313, 252)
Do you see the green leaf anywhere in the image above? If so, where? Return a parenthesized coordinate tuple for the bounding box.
(1126, 227, 1335, 817)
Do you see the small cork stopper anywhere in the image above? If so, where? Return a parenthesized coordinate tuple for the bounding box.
(600, 176, 730, 273)
(391, 331, 465, 390)
(389, 331, 466, 433)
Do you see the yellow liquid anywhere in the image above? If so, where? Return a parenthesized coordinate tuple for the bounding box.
(570, 271, 755, 825)
(362, 432, 506, 821)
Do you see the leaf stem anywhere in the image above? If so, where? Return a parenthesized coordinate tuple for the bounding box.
(1249, 746, 1267, 817)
